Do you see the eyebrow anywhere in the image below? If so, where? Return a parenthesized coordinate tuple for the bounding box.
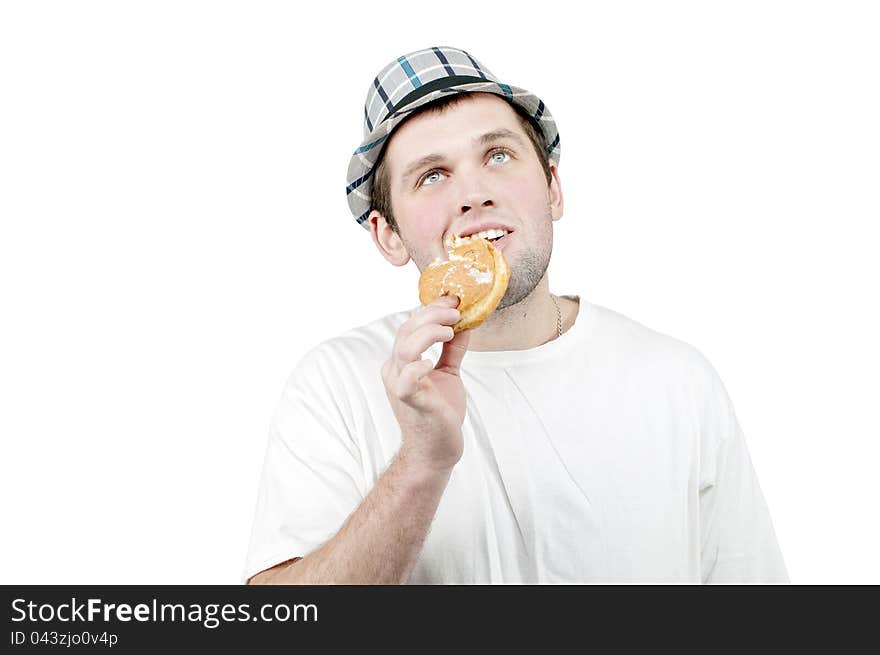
(400, 128, 527, 184)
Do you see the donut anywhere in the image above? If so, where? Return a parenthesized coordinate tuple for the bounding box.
(418, 234, 510, 332)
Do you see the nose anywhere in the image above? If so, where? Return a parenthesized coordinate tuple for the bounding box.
(461, 197, 494, 214)
(459, 181, 495, 215)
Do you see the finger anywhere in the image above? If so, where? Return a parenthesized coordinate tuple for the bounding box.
(435, 294, 461, 308)
(393, 323, 455, 372)
(394, 358, 436, 401)
(402, 294, 461, 333)
(398, 303, 461, 340)
(436, 328, 471, 374)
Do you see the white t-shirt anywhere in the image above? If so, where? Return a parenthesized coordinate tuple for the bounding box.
(243, 298, 788, 584)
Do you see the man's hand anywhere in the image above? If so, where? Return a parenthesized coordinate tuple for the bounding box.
(381, 295, 471, 473)
(250, 296, 471, 585)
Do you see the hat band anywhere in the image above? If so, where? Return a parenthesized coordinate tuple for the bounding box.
(382, 74, 489, 125)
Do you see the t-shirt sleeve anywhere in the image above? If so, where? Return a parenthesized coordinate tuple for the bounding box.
(696, 354, 789, 584)
(241, 344, 368, 583)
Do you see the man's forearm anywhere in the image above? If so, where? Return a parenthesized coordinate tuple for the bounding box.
(249, 446, 452, 584)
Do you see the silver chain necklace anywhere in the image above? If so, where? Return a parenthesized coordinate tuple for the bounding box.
(550, 294, 562, 338)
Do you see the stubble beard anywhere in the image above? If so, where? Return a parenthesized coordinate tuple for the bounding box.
(496, 245, 551, 310)
(496, 207, 553, 310)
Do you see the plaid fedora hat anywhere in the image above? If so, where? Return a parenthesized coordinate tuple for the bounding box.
(345, 45, 561, 229)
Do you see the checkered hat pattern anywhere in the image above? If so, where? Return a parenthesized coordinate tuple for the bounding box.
(345, 46, 561, 229)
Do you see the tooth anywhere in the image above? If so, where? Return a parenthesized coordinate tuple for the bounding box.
(451, 228, 509, 246)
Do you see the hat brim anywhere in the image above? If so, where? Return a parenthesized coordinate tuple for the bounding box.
(346, 81, 561, 229)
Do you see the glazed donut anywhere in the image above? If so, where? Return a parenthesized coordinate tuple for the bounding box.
(418, 234, 510, 332)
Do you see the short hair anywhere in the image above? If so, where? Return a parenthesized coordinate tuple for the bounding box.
(371, 93, 552, 234)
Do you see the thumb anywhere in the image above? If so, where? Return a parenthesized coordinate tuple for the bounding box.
(436, 328, 470, 374)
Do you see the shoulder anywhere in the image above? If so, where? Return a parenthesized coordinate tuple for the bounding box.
(586, 301, 737, 441)
(288, 308, 413, 380)
(585, 301, 715, 379)
(272, 309, 413, 423)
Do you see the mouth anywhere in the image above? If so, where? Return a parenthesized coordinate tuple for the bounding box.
(450, 228, 512, 249)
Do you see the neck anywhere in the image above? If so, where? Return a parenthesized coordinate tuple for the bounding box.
(467, 274, 561, 352)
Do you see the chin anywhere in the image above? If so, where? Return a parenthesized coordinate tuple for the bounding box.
(496, 251, 551, 310)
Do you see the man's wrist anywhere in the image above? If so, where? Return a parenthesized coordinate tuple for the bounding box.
(394, 441, 457, 488)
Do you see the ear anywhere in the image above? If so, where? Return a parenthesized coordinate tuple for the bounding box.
(547, 159, 564, 222)
(369, 211, 410, 266)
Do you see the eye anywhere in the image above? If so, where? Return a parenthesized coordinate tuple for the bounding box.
(488, 148, 511, 165)
(419, 169, 444, 187)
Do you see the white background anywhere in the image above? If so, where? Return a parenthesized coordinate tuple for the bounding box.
(1, 0, 877, 584)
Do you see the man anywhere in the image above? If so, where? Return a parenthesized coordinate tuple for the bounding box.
(243, 46, 788, 584)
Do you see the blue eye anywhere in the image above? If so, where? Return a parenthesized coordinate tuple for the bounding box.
(421, 170, 443, 186)
(489, 150, 510, 164)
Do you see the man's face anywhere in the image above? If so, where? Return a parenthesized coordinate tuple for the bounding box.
(376, 93, 563, 309)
